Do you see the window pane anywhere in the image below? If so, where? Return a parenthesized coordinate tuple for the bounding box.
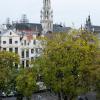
(31, 49, 34, 53)
(15, 48, 18, 53)
(3, 41, 6, 44)
(9, 39, 12, 44)
(26, 50, 29, 57)
(22, 50, 24, 58)
(9, 48, 13, 52)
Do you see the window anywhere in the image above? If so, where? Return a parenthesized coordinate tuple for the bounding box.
(9, 39, 12, 44)
(33, 40, 36, 45)
(15, 41, 18, 44)
(31, 57, 34, 60)
(3, 48, 6, 51)
(15, 48, 18, 53)
(22, 50, 24, 58)
(27, 42, 29, 45)
(26, 60, 29, 67)
(35, 48, 38, 53)
(9, 48, 13, 52)
(31, 49, 34, 53)
(3, 41, 6, 44)
(22, 61, 24, 68)
(24, 40, 26, 45)
(26, 50, 29, 57)
(10, 32, 12, 35)
(21, 43, 23, 45)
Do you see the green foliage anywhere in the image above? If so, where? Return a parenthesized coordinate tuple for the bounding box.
(0, 51, 19, 94)
(34, 30, 99, 99)
(16, 67, 38, 97)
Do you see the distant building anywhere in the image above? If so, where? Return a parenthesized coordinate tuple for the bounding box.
(85, 15, 100, 47)
(0, 30, 43, 67)
(5, 0, 71, 35)
(85, 15, 100, 40)
(0, 0, 71, 68)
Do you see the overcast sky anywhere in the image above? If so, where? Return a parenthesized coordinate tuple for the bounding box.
(0, 0, 100, 27)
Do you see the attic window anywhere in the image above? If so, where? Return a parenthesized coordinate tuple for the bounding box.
(10, 32, 12, 35)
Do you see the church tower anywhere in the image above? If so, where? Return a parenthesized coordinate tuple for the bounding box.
(85, 15, 92, 31)
(40, 0, 53, 34)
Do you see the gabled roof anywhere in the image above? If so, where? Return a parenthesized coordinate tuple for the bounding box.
(0, 30, 19, 37)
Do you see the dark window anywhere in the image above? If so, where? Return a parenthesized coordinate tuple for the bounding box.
(9, 39, 12, 44)
(10, 32, 12, 35)
(3, 41, 6, 44)
(26, 60, 29, 67)
(22, 50, 24, 58)
(31, 57, 34, 60)
(15, 41, 18, 44)
(22, 61, 24, 68)
(26, 50, 29, 57)
(15, 48, 18, 53)
(9, 48, 13, 52)
(31, 49, 34, 53)
(33, 40, 36, 45)
(3, 48, 6, 51)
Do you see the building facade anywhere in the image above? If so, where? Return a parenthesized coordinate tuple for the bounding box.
(0, 30, 43, 67)
(0, 0, 71, 67)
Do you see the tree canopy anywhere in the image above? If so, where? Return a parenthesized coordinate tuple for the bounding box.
(34, 30, 100, 100)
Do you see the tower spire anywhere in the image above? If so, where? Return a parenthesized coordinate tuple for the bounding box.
(40, 0, 53, 34)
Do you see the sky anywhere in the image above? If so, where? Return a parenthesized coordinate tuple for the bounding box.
(0, 0, 100, 28)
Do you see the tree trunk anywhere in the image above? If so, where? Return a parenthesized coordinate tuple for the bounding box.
(26, 96, 31, 100)
(16, 96, 23, 100)
(64, 95, 73, 100)
(58, 92, 63, 100)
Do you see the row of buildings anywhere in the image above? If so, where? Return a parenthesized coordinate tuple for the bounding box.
(0, 0, 71, 68)
(0, 0, 100, 67)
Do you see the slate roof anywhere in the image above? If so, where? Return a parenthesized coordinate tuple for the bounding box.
(91, 25, 100, 33)
(13, 23, 42, 33)
(13, 23, 71, 33)
(53, 24, 71, 33)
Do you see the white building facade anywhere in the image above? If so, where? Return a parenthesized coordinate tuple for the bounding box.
(0, 30, 43, 67)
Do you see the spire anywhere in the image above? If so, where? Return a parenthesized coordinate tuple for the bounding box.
(85, 15, 92, 31)
(87, 15, 91, 25)
(40, 0, 53, 34)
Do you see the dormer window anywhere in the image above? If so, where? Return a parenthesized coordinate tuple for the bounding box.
(10, 32, 12, 35)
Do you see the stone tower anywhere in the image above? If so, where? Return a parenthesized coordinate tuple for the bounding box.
(40, 0, 53, 34)
(85, 15, 92, 31)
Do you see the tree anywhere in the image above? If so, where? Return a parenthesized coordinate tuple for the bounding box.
(34, 30, 99, 100)
(16, 67, 38, 100)
(0, 51, 19, 99)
